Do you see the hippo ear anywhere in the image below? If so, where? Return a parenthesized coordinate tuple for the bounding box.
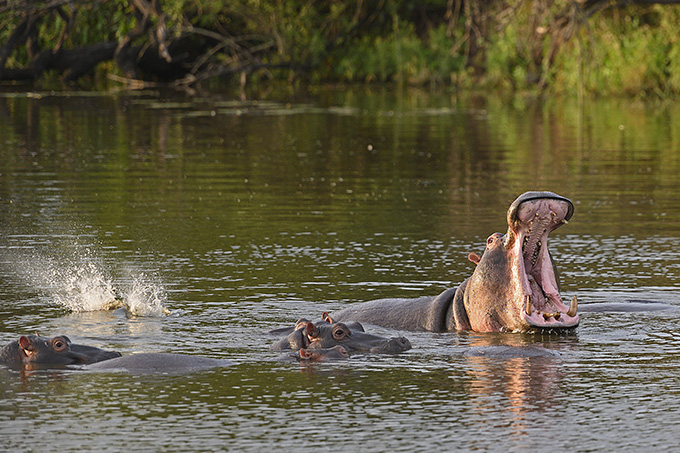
(306, 322, 319, 338)
(322, 312, 334, 324)
(19, 336, 31, 350)
(299, 349, 311, 360)
(294, 319, 309, 330)
(468, 252, 481, 265)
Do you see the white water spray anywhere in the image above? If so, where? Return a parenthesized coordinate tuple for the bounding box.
(8, 243, 170, 317)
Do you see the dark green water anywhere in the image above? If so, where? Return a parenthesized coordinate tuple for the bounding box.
(1, 88, 680, 451)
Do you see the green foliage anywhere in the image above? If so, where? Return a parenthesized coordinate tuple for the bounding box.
(550, 5, 680, 96)
(484, 20, 526, 90)
(2, 0, 680, 96)
(333, 23, 466, 84)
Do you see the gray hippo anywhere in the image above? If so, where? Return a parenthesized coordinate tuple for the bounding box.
(0, 334, 121, 368)
(88, 343, 353, 372)
(87, 345, 351, 373)
(271, 314, 411, 354)
(330, 191, 579, 333)
(0, 335, 229, 374)
(83, 352, 232, 373)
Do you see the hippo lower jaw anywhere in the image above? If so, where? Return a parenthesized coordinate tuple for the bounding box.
(509, 193, 579, 331)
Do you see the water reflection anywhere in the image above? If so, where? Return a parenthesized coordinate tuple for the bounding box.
(3, 89, 680, 450)
(454, 333, 576, 445)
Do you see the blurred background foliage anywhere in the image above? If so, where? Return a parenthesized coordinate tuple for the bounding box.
(1, 0, 679, 95)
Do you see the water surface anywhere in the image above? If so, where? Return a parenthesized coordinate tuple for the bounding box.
(1, 88, 680, 451)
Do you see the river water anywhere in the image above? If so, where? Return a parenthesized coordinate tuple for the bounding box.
(1, 87, 680, 451)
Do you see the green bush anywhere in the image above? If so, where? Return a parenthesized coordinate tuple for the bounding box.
(2, 0, 680, 95)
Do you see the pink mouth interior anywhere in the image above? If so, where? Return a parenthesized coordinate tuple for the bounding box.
(512, 198, 578, 329)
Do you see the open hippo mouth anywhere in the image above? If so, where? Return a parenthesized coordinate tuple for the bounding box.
(507, 191, 578, 330)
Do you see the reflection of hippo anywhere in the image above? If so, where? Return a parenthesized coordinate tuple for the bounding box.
(271, 314, 411, 354)
(331, 191, 579, 333)
(83, 353, 232, 373)
(461, 345, 561, 359)
(0, 335, 121, 368)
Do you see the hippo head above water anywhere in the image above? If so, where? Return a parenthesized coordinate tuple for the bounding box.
(329, 190, 579, 334)
(270, 315, 411, 354)
(460, 191, 578, 332)
(0, 334, 122, 368)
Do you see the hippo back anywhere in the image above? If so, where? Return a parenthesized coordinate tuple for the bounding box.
(84, 352, 232, 373)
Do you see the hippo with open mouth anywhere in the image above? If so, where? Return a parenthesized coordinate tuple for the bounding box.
(330, 191, 579, 333)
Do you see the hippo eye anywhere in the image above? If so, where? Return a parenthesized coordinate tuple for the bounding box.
(51, 338, 68, 352)
(332, 326, 350, 340)
(487, 236, 494, 245)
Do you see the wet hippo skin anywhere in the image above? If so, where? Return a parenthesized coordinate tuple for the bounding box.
(271, 314, 411, 354)
(84, 352, 232, 373)
(331, 191, 580, 333)
(294, 345, 350, 362)
(1, 335, 230, 374)
(0, 334, 121, 368)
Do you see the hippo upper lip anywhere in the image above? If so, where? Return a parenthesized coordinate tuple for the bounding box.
(508, 192, 578, 330)
(507, 191, 574, 228)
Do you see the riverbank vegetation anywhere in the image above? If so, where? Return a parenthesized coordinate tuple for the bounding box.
(1, 0, 679, 96)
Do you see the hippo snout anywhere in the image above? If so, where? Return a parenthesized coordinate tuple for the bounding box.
(369, 336, 411, 354)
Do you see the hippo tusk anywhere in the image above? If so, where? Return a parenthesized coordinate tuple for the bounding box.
(567, 295, 578, 317)
(525, 295, 532, 316)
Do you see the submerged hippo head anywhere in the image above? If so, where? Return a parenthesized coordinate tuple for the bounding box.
(0, 334, 121, 368)
(461, 191, 578, 332)
(271, 316, 411, 354)
(270, 318, 315, 351)
(306, 321, 411, 354)
(296, 345, 350, 362)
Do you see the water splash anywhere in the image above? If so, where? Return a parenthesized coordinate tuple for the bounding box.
(50, 258, 119, 313)
(7, 243, 170, 317)
(123, 272, 170, 317)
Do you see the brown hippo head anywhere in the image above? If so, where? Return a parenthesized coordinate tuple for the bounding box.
(462, 191, 578, 332)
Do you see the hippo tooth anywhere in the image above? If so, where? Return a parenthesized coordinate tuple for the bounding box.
(561, 219, 569, 224)
(525, 295, 532, 315)
(567, 295, 578, 317)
